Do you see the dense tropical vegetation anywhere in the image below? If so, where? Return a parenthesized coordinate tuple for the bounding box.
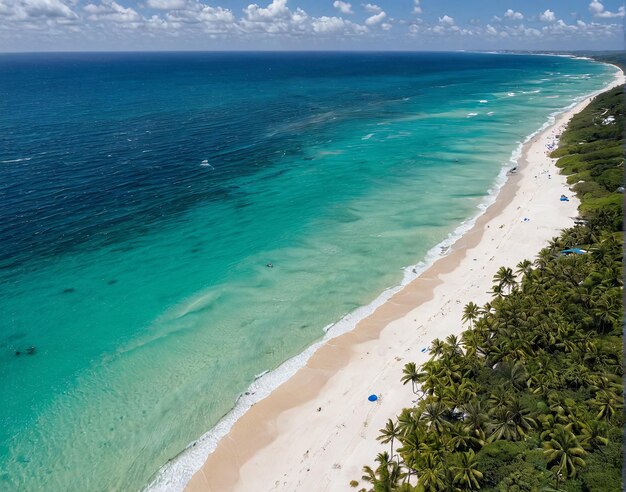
(352, 84, 623, 491)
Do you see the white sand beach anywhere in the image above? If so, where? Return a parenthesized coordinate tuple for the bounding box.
(185, 72, 625, 492)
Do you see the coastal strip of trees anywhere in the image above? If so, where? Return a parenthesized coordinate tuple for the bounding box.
(353, 85, 624, 492)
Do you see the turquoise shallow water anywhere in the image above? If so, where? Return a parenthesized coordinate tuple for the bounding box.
(0, 52, 615, 490)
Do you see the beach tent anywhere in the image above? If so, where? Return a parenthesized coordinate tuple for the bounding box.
(560, 248, 587, 255)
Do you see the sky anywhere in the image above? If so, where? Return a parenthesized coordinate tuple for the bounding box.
(0, 0, 624, 52)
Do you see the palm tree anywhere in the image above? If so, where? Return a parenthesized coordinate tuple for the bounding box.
(506, 397, 536, 437)
(361, 464, 378, 488)
(499, 361, 529, 390)
(579, 420, 609, 451)
(493, 266, 516, 294)
(397, 408, 419, 437)
(462, 401, 489, 443)
(484, 341, 507, 369)
(562, 364, 591, 389)
(489, 283, 504, 299)
(462, 302, 480, 327)
(535, 248, 552, 270)
(461, 330, 482, 358)
(547, 236, 562, 254)
(396, 427, 421, 470)
(515, 259, 533, 278)
(480, 301, 494, 315)
(538, 413, 559, 441)
(503, 337, 533, 362)
(401, 362, 420, 395)
(590, 235, 617, 265)
(416, 364, 441, 396)
(590, 291, 621, 334)
(583, 344, 612, 372)
(416, 453, 446, 491)
(420, 401, 450, 433)
(377, 419, 401, 458)
(436, 357, 462, 386)
(543, 425, 587, 479)
(528, 372, 556, 395)
(486, 386, 510, 413)
(451, 450, 483, 490)
(447, 423, 477, 452)
(429, 338, 445, 358)
(589, 375, 621, 394)
(444, 379, 477, 409)
(488, 408, 519, 442)
(592, 390, 623, 421)
(444, 334, 463, 356)
(361, 452, 405, 491)
(546, 393, 576, 423)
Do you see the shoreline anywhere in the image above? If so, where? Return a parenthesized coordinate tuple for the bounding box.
(149, 67, 624, 492)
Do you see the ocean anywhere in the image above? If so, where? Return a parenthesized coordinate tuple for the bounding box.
(0, 52, 615, 490)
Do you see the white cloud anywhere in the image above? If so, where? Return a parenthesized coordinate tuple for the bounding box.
(164, 2, 235, 32)
(402, 11, 622, 44)
(494, 17, 622, 41)
(363, 3, 381, 14)
(241, 0, 308, 34)
(146, 0, 186, 9)
(502, 23, 541, 37)
(84, 0, 141, 23)
(0, 0, 77, 20)
(439, 14, 454, 26)
(365, 10, 385, 26)
(312, 15, 344, 32)
(407, 19, 423, 35)
(171, 0, 371, 37)
(2, 0, 624, 50)
(155, 0, 368, 37)
(243, 0, 289, 22)
(542, 18, 577, 35)
(539, 9, 556, 22)
(485, 23, 498, 35)
(589, 0, 625, 18)
(311, 15, 366, 34)
(332, 1, 352, 15)
(504, 9, 523, 20)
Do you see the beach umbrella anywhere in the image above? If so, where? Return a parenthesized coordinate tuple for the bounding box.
(368, 394, 378, 402)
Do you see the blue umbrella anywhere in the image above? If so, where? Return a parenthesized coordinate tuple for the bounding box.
(368, 394, 378, 402)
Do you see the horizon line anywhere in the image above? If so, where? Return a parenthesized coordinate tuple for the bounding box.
(1, 48, 624, 55)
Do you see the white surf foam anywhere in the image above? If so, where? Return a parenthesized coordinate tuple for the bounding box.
(145, 61, 623, 492)
(254, 369, 270, 380)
